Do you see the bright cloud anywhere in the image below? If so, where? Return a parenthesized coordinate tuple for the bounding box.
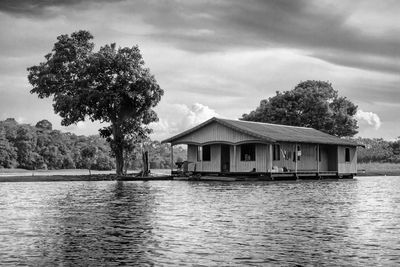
(356, 110, 381, 130)
(150, 103, 219, 141)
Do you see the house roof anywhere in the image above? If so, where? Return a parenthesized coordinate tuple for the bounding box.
(162, 117, 361, 146)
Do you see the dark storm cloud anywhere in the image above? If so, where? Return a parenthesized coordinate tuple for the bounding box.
(121, 0, 400, 74)
(0, 0, 120, 17)
(1, 0, 398, 74)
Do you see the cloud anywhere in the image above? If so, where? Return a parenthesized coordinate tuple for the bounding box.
(150, 103, 219, 141)
(356, 110, 381, 130)
(108, 0, 400, 74)
(0, 0, 118, 17)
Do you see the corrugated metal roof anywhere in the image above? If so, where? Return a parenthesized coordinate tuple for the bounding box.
(162, 117, 360, 146)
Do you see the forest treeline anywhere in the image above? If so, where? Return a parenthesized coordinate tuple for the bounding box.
(356, 137, 400, 163)
(0, 118, 185, 170)
(1, 118, 399, 170)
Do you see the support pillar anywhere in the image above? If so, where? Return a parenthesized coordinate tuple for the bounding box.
(200, 145, 203, 173)
(268, 143, 273, 172)
(295, 143, 298, 173)
(317, 144, 320, 173)
(233, 145, 237, 172)
(170, 144, 174, 175)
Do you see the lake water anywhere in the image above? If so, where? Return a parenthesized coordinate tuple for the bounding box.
(0, 177, 399, 266)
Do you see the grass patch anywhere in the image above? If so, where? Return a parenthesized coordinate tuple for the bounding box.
(358, 162, 400, 176)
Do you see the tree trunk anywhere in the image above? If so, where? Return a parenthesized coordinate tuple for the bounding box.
(142, 150, 149, 177)
(112, 123, 124, 176)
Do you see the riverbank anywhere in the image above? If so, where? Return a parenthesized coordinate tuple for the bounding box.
(357, 162, 400, 177)
(1, 164, 399, 182)
(0, 169, 172, 182)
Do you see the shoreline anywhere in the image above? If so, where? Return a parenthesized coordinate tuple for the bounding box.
(0, 171, 398, 183)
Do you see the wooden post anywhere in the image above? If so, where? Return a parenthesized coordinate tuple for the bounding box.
(295, 143, 298, 173)
(170, 144, 174, 175)
(317, 144, 320, 173)
(269, 143, 273, 172)
(200, 145, 203, 172)
(233, 145, 237, 172)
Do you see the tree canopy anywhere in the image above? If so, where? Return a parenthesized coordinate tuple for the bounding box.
(241, 80, 358, 137)
(0, 118, 115, 170)
(27, 30, 164, 175)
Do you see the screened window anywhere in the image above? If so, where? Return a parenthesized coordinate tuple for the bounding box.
(273, 144, 280, 161)
(345, 147, 350, 162)
(203, 145, 211, 161)
(241, 144, 256, 161)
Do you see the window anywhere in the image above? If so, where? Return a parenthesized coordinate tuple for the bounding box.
(294, 145, 301, 162)
(203, 145, 211, 161)
(197, 146, 202, 161)
(241, 144, 255, 161)
(273, 144, 280, 161)
(345, 147, 350, 162)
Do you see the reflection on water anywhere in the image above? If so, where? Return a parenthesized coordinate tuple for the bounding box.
(0, 177, 400, 266)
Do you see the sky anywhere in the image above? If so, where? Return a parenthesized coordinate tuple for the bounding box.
(0, 0, 399, 141)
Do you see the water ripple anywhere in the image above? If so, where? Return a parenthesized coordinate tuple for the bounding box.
(0, 177, 399, 266)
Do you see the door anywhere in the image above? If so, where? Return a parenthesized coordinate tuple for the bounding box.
(221, 144, 230, 172)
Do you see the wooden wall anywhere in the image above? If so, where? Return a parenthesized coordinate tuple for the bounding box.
(338, 146, 357, 174)
(172, 121, 259, 145)
(272, 143, 319, 171)
(187, 144, 221, 172)
(188, 143, 270, 172)
(187, 142, 357, 174)
(229, 144, 270, 172)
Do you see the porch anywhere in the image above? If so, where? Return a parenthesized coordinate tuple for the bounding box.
(170, 142, 342, 176)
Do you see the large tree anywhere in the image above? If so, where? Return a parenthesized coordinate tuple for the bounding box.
(27, 30, 163, 175)
(241, 80, 358, 137)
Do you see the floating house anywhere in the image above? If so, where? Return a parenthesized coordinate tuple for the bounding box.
(162, 117, 361, 179)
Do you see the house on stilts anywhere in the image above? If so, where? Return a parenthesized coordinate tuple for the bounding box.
(162, 117, 362, 180)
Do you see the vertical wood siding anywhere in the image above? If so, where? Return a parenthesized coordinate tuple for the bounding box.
(188, 142, 357, 174)
(229, 144, 269, 172)
(188, 144, 221, 172)
(297, 144, 318, 170)
(272, 143, 320, 171)
(173, 121, 257, 144)
(338, 146, 357, 174)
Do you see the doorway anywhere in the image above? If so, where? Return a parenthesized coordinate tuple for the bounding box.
(221, 145, 230, 172)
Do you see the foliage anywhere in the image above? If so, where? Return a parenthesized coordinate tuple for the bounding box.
(35, 120, 53, 131)
(27, 30, 163, 175)
(0, 126, 17, 168)
(0, 118, 115, 170)
(0, 118, 186, 171)
(81, 146, 97, 174)
(356, 137, 400, 163)
(241, 80, 358, 137)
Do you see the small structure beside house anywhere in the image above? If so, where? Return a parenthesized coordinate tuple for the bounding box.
(162, 117, 362, 180)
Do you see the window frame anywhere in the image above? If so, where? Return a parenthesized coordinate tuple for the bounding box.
(240, 144, 256, 161)
(273, 144, 280, 161)
(345, 147, 351, 162)
(202, 145, 211, 162)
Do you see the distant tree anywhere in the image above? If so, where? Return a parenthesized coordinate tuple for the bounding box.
(0, 126, 17, 168)
(241, 80, 358, 137)
(36, 120, 53, 131)
(81, 146, 97, 175)
(27, 30, 163, 175)
(14, 125, 38, 169)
